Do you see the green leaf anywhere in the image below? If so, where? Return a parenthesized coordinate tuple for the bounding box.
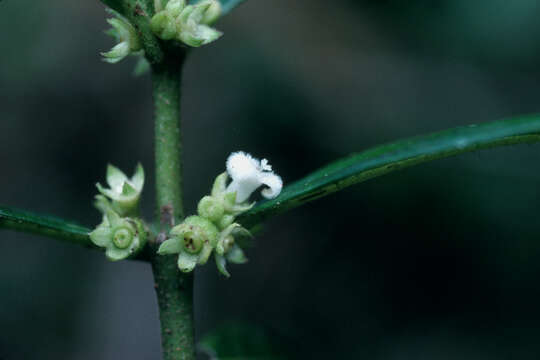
(198, 322, 287, 359)
(0, 205, 93, 247)
(238, 114, 540, 227)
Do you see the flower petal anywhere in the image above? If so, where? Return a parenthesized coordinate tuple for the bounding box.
(259, 172, 283, 199)
(211, 172, 228, 197)
(226, 245, 248, 264)
(130, 163, 145, 191)
(106, 164, 128, 192)
(215, 254, 230, 277)
(178, 252, 198, 272)
(89, 227, 112, 247)
(97, 183, 119, 200)
(198, 243, 214, 264)
(106, 246, 130, 261)
(158, 238, 183, 255)
(226, 151, 259, 180)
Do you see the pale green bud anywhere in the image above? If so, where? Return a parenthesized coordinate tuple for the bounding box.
(197, 196, 225, 222)
(96, 163, 144, 217)
(89, 209, 147, 261)
(102, 16, 142, 64)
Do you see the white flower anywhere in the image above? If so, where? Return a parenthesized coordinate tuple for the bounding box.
(225, 152, 283, 203)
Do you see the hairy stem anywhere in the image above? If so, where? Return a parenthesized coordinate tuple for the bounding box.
(151, 57, 196, 360)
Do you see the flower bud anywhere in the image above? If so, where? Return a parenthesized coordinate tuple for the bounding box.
(197, 196, 225, 222)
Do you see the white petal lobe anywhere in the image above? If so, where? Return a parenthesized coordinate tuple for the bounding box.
(259, 172, 283, 199)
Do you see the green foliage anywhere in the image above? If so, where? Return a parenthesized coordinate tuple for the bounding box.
(238, 114, 540, 227)
(0, 206, 91, 245)
(199, 323, 286, 359)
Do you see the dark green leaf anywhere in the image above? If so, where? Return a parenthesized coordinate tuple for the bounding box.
(0, 205, 94, 247)
(199, 322, 287, 359)
(238, 114, 540, 227)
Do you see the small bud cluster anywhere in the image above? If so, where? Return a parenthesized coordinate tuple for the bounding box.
(102, 11, 142, 64)
(150, 0, 222, 47)
(90, 164, 148, 261)
(158, 152, 282, 277)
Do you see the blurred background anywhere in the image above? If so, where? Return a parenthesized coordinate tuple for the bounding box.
(2, 0, 540, 358)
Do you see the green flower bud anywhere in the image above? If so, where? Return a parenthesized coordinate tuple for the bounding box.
(102, 16, 142, 64)
(96, 163, 144, 217)
(197, 195, 224, 222)
(89, 209, 147, 261)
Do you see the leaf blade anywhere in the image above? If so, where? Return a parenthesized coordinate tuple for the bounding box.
(0, 205, 94, 247)
(238, 114, 540, 227)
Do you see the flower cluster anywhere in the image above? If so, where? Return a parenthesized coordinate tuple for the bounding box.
(150, 0, 222, 47)
(89, 152, 282, 275)
(90, 165, 148, 261)
(158, 152, 282, 276)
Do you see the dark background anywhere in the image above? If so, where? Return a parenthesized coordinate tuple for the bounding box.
(2, 0, 540, 358)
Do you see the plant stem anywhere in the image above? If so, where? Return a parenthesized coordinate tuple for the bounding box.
(150, 58, 196, 360)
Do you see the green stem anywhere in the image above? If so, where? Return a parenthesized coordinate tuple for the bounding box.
(150, 58, 196, 360)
